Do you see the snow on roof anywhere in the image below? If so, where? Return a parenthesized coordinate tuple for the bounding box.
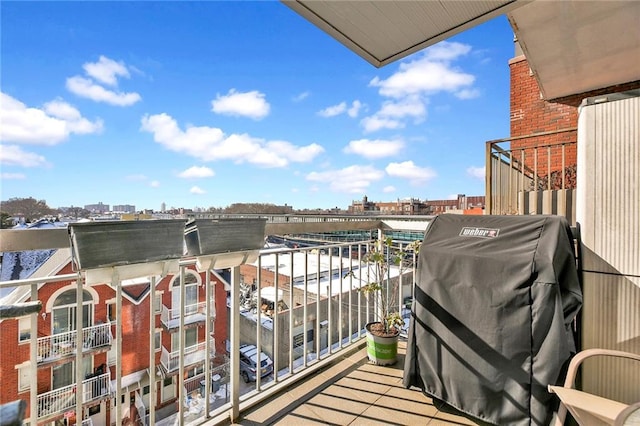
(0, 248, 72, 310)
(255, 249, 403, 298)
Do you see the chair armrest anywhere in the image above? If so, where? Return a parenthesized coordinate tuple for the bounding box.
(562, 349, 640, 388)
(553, 349, 640, 426)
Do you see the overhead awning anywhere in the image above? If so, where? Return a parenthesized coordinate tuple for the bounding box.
(282, 0, 526, 68)
(508, 1, 640, 100)
(284, 0, 640, 100)
(111, 369, 149, 391)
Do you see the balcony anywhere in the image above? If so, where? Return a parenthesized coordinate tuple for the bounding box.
(37, 322, 113, 365)
(160, 340, 216, 374)
(5, 214, 634, 426)
(485, 130, 577, 223)
(218, 340, 474, 426)
(37, 372, 111, 422)
(160, 301, 211, 331)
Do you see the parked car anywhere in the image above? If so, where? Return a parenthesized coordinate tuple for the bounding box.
(239, 344, 273, 383)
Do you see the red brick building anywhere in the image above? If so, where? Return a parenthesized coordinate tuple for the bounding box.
(349, 194, 484, 215)
(0, 249, 228, 425)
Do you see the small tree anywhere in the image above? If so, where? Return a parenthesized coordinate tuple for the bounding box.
(359, 236, 420, 336)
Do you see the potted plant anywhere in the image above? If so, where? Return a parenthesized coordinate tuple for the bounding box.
(359, 237, 420, 365)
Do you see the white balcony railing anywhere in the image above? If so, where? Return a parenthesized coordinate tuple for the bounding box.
(160, 339, 216, 373)
(0, 216, 431, 426)
(37, 372, 111, 420)
(37, 323, 113, 364)
(160, 301, 211, 329)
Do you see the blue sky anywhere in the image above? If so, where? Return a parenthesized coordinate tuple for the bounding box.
(0, 2, 513, 211)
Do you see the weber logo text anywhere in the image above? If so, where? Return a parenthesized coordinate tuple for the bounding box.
(459, 227, 500, 238)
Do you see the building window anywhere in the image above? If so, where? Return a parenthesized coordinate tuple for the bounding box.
(171, 271, 199, 314)
(18, 317, 31, 343)
(17, 363, 30, 392)
(107, 303, 116, 322)
(155, 292, 162, 314)
(155, 329, 161, 352)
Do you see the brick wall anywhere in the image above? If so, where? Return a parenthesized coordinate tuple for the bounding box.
(509, 56, 578, 179)
(510, 55, 640, 185)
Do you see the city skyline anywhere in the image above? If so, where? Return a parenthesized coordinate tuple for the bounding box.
(1, 2, 512, 210)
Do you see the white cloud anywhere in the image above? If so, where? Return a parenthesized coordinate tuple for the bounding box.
(178, 166, 215, 179)
(424, 41, 472, 61)
(66, 76, 141, 106)
(343, 138, 404, 159)
(318, 102, 346, 117)
(361, 41, 476, 134)
(347, 100, 363, 118)
(190, 186, 206, 194)
(360, 115, 404, 133)
(0, 93, 103, 145)
(83, 56, 130, 86)
(377, 97, 426, 119)
(43, 99, 104, 134)
(385, 161, 436, 184)
(369, 41, 475, 99)
(211, 89, 270, 120)
(466, 166, 485, 179)
(306, 165, 384, 194)
(383, 185, 396, 193)
(140, 113, 323, 167)
(361, 97, 426, 133)
(318, 100, 363, 118)
(150, 180, 160, 188)
(293, 91, 310, 102)
(266, 140, 324, 162)
(455, 88, 481, 100)
(0, 144, 48, 167)
(1, 172, 26, 180)
(66, 56, 141, 106)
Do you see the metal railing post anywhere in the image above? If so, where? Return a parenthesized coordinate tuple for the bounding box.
(229, 266, 240, 422)
(486, 141, 493, 214)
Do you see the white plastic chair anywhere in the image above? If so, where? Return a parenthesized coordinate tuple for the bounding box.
(549, 349, 640, 425)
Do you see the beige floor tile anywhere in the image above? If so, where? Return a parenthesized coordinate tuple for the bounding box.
(373, 393, 439, 417)
(353, 401, 439, 425)
(224, 342, 481, 426)
(429, 410, 479, 425)
(272, 403, 338, 426)
(298, 391, 367, 425)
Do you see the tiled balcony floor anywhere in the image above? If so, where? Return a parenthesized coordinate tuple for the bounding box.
(228, 340, 477, 426)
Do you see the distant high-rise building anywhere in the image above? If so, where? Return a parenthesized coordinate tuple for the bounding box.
(161, 202, 166, 212)
(113, 204, 136, 214)
(84, 202, 109, 213)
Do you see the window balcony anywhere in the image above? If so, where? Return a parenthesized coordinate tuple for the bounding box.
(160, 301, 211, 331)
(37, 322, 113, 365)
(160, 339, 216, 374)
(36, 371, 111, 422)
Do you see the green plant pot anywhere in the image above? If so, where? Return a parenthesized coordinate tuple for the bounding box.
(365, 322, 399, 366)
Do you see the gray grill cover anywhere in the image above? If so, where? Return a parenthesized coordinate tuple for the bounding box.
(403, 214, 582, 425)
